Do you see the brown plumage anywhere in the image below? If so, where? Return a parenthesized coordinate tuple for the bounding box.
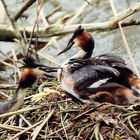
(127, 74, 140, 89)
(18, 68, 37, 89)
(89, 82, 139, 105)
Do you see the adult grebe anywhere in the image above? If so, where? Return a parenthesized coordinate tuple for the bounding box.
(0, 56, 59, 114)
(57, 26, 140, 105)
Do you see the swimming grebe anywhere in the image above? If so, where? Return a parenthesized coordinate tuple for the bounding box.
(57, 26, 140, 104)
(0, 56, 59, 114)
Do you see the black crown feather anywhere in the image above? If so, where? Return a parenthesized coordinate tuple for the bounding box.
(22, 56, 39, 68)
(73, 25, 84, 37)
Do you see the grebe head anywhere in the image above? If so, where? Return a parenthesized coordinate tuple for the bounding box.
(22, 56, 47, 68)
(22, 56, 60, 75)
(17, 56, 44, 89)
(58, 25, 95, 56)
(18, 56, 59, 89)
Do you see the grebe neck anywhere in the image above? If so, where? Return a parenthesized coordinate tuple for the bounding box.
(71, 49, 92, 59)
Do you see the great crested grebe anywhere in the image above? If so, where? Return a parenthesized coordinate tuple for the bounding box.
(0, 56, 59, 114)
(57, 26, 140, 105)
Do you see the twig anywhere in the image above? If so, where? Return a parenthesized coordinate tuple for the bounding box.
(31, 109, 54, 140)
(0, 60, 15, 68)
(26, 0, 44, 56)
(21, 0, 60, 65)
(60, 109, 80, 113)
(101, 103, 128, 112)
(127, 116, 139, 137)
(99, 133, 104, 140)
(0, 50, 14, 63)
(32, 83, 60, 101)
(60, 114, 68, 140)
(0, 91, 10, 99)
(67, 0, 94, 25)
(0, 84, 17, 90)
(0, 2, 140, 41)
(93, 122, 100, 140)
(118, 118, 135, 137)
(45, 6, 61, 19)
(0, 103, 48, 118)
(39, 2, 140, 37)
(45, 123, 73, 138)
(19, 114, 31, 126)
(78, 122, 95, 137)
(1, 0, 27, 53)
(0, 124, 31, 134)
(38, 52, 60, 65)
(11, 47, 21, 83)
(39, 3, 60, 53)
(121, 19, 140, 27)
(9, 120, 43, 140)
(13, 0, 36, 21)
(122, 111, 140, 117)
(55, 131, 64, 140)
(34, 0, 40, 60)
(3, 115, 16, 124)
(73, 103, 105, 120)
(39, 0, 94, 54)
(84, 0, 94, 7)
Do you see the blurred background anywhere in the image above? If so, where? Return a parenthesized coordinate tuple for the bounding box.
(0, 0, 140, 83)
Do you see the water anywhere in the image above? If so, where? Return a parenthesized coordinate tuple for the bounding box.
(0, 0, 140, 80)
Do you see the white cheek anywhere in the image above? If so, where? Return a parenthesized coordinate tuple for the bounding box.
(75, 40, 79, 46)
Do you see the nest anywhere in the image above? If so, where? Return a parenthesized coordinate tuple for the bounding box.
(0, 81, 140, 140)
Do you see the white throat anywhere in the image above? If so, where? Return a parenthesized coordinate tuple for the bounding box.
(71, 49, 88, 59)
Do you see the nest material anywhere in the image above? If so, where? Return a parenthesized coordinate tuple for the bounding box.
(0, 81, 140, 140)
